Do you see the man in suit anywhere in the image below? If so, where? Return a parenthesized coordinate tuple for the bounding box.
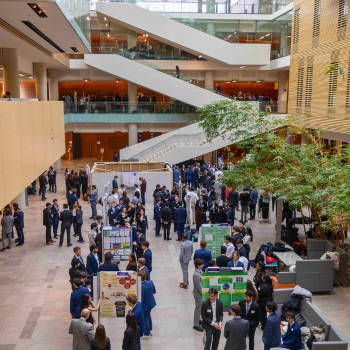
(249, 188, 258, 220)
(216, 246, 231, 267)
(193, 258, 204, 332)
(51, 199, 60, 239)
(70, 278, 90, 319)
(142, 241, 152, 275)
(279, 312, 302, 350)
(99, 251, 119, 271)
(208, 197, 219, 223)
(69, 308, 95, 350)
(49, 166, 57, 193)
(43, 203, 55, 245)
(139, 177, 147, 205)
(89, 185, 98, 220)
(14, 207, 24, 246)
(171, 196, 180, 232)
(193, 240, 212, 271)
(87, 244, 100, 295)
(224, 304, 249, 350)
(161, 202, 172, 241)
(40, 171, 48, 201)
(73, 246, 86, 272)
(239, 291, 260, 350)
(236, 240, 247, 257)
(197, 183, 208, 198)
(228, 189, 239, 211)
(196, 195, 208, 213)
(68, 189, 79, 210)
(112, 175, 119, 189)
(59, 203, 73, 247)
(175, 202, 187, 241)
(201, 288, 224, 350)
(113, 153, 119, 162)
(153, 199, 162, 237)
(138, 258, 150, 280)
(108, 202, 118, 226)
(184, 165, 194, 187)
(172, 166, 180, 190)
(179, 232, 193, 289)
(134, 229, 145, 259)
(262, 302, 281, 350)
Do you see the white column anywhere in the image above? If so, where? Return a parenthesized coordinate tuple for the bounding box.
(54, 158, 62, 170)
(205, 71, 214, 90)
(128, 82, 138, 113)
(206, 23, 215, 36)
(48, 68, 58, 101)
(128, 123, 138, 146)
(34, 62, 48, 101)
(207, 0, 215, 13)
(2, 48, 20, 98)
(278, 71, 289, 114)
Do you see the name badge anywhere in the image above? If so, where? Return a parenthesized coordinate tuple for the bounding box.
(251, 311, 255, 314)
(207, 309, 211, 312)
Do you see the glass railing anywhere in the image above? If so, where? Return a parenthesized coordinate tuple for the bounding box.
(271, 45, 291, 60)
(63, 101, 197, 114)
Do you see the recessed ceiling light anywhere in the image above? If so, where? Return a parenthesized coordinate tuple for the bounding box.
(19, 73, 24, 76)
(146, 34, 148, 37)
(104, 17, 107, 21)
(84, 79, 92, 82)
(228, 35, 232, 38)
(199, 55, 202, 58)
(266, 33, 270, 36)
(257, 80, 261, 83)
(240, 66, 245, 68)
(116, 80, 119, 82)
(105, 24, 108, 26)
(29, 76, 34, 79)
(260, 36, 264, 39)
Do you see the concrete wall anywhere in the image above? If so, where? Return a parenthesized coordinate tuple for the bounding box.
(0, 101, 65, 209)
(91, 171, 172, 202)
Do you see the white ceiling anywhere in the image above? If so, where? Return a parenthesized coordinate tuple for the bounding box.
(0, 1, 90, 54)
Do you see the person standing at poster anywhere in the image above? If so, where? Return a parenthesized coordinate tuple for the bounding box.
(126, 294, 145, 350)
(179, 232, 193, 289)
(193, 258, 204, 333)
(153, 199, 162, 237)
(142, 241, 152, 276)
(139, 177, 147, 206)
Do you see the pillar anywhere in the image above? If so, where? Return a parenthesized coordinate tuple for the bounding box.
(206, 22, 215, 36)
(54, 158, 62, 170)
(127, 30, 137, 49)
(280, 24, 289, 55)
(34, 62, 47, 101)
(128, 82, 137, 113)
(203, 152, 212, 164)
(205, 71, 214, 90)
(278, 71, 289, 114)
(128, 123, 138, 147)
(207, 0, 215, 13)
(198, 0, 202, 13)
(48, 68, 58, 101)
(275, 199, 283, 241)
(2, 48, 20, 98)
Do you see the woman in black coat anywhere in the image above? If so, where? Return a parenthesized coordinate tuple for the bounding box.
(90, 325, 111, 350)
(257, 274, 273, 329)
(253, 261, 266, 288)
(136, 209, 148, 237)
(122, 314, 138, 350)
(69, 258, 81, 290)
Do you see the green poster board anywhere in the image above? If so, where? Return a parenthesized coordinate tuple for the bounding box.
(201, 224, 230, 258)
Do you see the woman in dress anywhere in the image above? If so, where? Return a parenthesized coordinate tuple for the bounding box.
(253, 261, 266, 289)
(136, 209, 148, 237)
(118, 207, 128, 226)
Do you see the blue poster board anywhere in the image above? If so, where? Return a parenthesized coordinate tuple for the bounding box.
(102, 226, 132, 261)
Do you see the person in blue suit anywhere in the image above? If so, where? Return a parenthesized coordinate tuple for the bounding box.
(99, 251, 119, 271)
(192, 164, 199, 188)
(86, 244, 100, 296)
(184, 166, 194, 187)
(89, 185, 98, 220)
(279, 312, 302, 350)
(113, 152, 119, 162)
(142, 241, 152, 274)
(112, 175, 118, 190)
(193, 240, 212, 271)
(108, 202, 118, 226)
(262, 301, 282, 350)
(236, 240, 247, 257)
(173, 166, 180, 189)
(208, 197, 219, 223)
(68, 189, 79, 210)
(153, 199, 162, 237)
(126, 294, 145, 350)
(227, 251, 244, 268)
(116, 200, 125, 220)
(175, 202, 187, 241)
(14, 207, 24, 246)
(140, 271, 156, 337)
(51, 199, 60, 239)
(138, 258, 150, 280)
(70, 278, 90, 319)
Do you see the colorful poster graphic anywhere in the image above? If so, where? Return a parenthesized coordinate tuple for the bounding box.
(103, 226, 132, 261)
(201, 224, 230, 258)
(100, 271, 138, 318)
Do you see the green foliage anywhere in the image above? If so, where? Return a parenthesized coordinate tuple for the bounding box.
(324, 64, 345, 78)
(197, 101, 350, 235)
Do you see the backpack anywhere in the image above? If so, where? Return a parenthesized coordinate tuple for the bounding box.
(281, 295, 303, 318)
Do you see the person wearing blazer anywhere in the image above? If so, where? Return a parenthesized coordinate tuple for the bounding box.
(75, 206, 84, 243)
(99, 251, 119, 271)
(227, 251, 244, 268)
(136, 209, 148, 237)
(216, 246, 231, 267)
(193, 241, 212, 271)
(112, 176, 118, 190)
(89, 185, 98, 220)
(138, 258, 150, 281)
(139, 271, 156, 337)
(161, 203, 172, 241)
(69, 309, 95, 350)
(70, 279, 90, 319)
(87, 244, 100, 276)
(142, 241, 152, 274)
(280, 312, 302, 350)
(262, 302, 281, 350)
(59, 204, 73, 247)
(224, 304, 249, 350)
(239, 291, 260, 350)
(201, 288, 224, 350)
(14, 207, 24, 246)
(122, 314, 138, 350)
(153, 199, 162, 237)
(179, 232, 193, 289)
(193, 258, 204, 332)
(134, 229, 146, 259)
(73, 246, 86, 272)
(51, 199, 60, 239)
(43, 203, 54, 245)
(175, 202, 187, 241)
(126, 294, 145, 350)
(108, 202, 118, 226)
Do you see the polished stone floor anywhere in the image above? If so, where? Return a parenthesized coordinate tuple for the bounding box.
(0, 158, 349, 350)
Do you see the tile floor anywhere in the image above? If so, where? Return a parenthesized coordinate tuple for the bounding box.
(0, 157, 349, 350)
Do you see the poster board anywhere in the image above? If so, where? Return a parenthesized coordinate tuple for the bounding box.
(123, 171, 139, 187)
(201, 269, 248, 309)
(199, 224, 230, 258)
(99, 271, 138, 318)
(102, 226, 132, 261)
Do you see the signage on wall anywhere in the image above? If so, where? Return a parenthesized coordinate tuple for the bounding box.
(138, 133, 143, 143)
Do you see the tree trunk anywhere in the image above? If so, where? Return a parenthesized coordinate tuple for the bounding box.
(312, 208, 326, 239)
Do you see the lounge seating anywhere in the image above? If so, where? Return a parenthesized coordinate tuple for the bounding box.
(274, 289, 348, 350)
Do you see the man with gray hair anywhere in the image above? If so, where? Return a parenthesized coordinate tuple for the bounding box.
(179, 232, 193, 289)
(69, 308, 95, 350)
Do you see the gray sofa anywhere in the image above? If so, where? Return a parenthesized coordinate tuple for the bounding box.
(277, 259, 334, 293)
(273, 289, 348, 350)
(307, 239, 348, 286)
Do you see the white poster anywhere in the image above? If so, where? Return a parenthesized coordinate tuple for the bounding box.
(123, 171, 139, 187)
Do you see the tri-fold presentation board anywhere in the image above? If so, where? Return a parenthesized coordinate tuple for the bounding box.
(102, 226, 132, 261)
(199, 223, 230, 258)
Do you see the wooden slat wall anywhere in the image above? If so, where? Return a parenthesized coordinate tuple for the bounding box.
(289, 0, 350, 121)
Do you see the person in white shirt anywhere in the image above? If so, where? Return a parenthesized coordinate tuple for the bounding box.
(223, 235, 235, 258)
(118, 184, 126, 199)
(108, 190, 119, 207)
(88, 222, 98, 247)
(133, 184, 141, 197)
(214, 167, 223, 180)
(238, 252, 249, 271)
